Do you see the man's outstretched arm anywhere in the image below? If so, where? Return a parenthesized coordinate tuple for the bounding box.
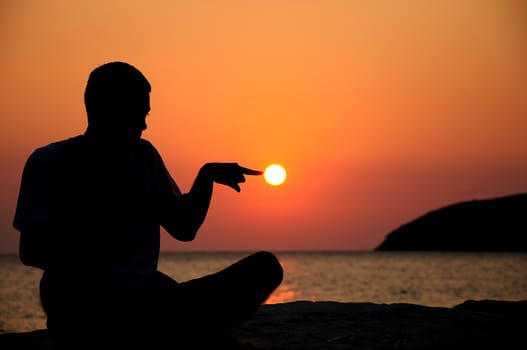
(161, 162, 262, 241)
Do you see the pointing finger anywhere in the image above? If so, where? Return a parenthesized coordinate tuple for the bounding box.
(239, 166, 263, 176)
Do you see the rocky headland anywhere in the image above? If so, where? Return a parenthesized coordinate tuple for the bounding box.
(376, 193, 527, 251)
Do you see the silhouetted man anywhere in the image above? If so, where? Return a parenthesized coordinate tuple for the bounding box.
(13, 61, 283, 349)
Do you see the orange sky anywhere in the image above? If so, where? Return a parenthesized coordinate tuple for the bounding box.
(1, 0, 526, 253)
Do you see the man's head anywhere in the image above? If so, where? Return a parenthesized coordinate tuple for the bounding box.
(84, 61, 151, 139)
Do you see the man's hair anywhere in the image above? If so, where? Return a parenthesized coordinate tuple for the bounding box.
(84, 61, 151, 125)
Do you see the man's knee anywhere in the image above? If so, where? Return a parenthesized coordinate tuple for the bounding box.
(251, 251, 283, 288)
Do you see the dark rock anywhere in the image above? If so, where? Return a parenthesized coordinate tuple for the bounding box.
(376, 193, 527, 251)
(0, 329, 53, 350)
(1, 300, 525, 349)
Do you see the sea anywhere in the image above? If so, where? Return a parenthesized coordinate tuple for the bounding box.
(1, 251, 526, 333)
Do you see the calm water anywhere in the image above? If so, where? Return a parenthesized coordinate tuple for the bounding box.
(1, 251, 526, 332)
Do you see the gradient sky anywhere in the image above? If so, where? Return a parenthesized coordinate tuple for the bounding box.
(1, 0, 526, 253)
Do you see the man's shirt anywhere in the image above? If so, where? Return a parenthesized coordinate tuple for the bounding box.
(13, 134, 182, 273)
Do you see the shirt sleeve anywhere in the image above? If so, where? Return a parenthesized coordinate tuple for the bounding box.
(13, 147, 56, 232)
(147, 141, 182, 198)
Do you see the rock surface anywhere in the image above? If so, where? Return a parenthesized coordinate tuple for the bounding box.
(1, 299, 525, 349)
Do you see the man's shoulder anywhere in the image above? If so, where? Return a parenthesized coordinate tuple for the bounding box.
(137, 138, 155, 149)
(29, 135, 84, 162)
(136, 138, 163, 158)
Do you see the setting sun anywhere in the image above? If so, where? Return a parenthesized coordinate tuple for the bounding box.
(264, 164, 287, 186)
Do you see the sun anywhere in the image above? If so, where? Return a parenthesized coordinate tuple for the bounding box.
(264, 164, 287, 186)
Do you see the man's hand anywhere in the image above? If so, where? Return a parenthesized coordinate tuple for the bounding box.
(203, 163, 262, 192)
